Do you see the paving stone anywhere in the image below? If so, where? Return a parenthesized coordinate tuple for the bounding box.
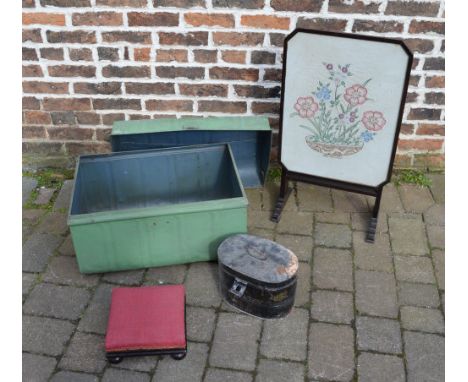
(350, 212, 388, 233)
(432, 249, 445, 290)
(262, 181, 297, 212)
(59, 332, 107, 374)
(50, 371, 99, 382)
(36, 212, 68, 235)
(246, 187, 262, 210)
(316, 211, 350, 224)
(389, 215, 429, 255)
(297, 184, 333, 212)
(356, 316, 402, 354)
(23, 315, 75, 356)
(145, 264, 187, 285)
(22, 272, 36, 296)
(398, 184, 434, 213)
(247, 227, 274, 240)
(404, 331, 444, 382)
(308, 323, 355, 381)
(186, 306, 216, 342)
(260, 308, 308, 361)
(204, 368, 252, 382)
(54, 179, 74, 211)
(23, 283, 90, 320)
(357, 352, 405, 382)
(102, 269, 145, 285)
(401, 306, 444, 333)
(294, 262, 311, 307)
(428, 173, 445, 203)
(311, 290, 354, 324)
(210, 313, 261, 371)
(23, 176, 38, 204)
(353, 232, 393, 273)
(394, 256, 436, 284)
(248, 210, 277, 230)
(380, 183, 405, 213)
(423, 204, 444, 226)
(23, 232, 63, 272)
(23, 209, 46, 225)
(78, 284, 113, 335)
(441, 291, 445, 312)
(102, 368, 150, 382)
(23, 224, 34, 243)
(23, 353, 56, 382)
(397, 282, 440, 308)
(332, 189, 369, 212)
(277, 211, 313, 235)
(35, 187, 55, 205)
(185, 262, 221, 308)
(355, 270, 398, 318)
(256, 359, 305, 382)
(315, 223, 351, 248)
(153, 342, 208, 382)
(43, 256, 100, 287)
(313, 248, 353, 291)
(275, 234, 313, 262)
(58, 235, 76, 256)
(427, 225, 444, 249)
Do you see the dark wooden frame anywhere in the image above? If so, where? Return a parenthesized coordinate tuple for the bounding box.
(271, 28, 413, 243)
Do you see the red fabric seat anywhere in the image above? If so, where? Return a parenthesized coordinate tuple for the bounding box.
(105, 285, 186, 353)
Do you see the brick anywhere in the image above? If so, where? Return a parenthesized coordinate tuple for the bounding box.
(126, 82, 175, 95)
(204, 369, 252, 382)
(426, 75, 445, 88)
(415, 154, 444, 168)
(22, 353, 56, 382)
(93, 98, 141, 110)
(210, 67, 259, 81)
(40, 47, 64, 60)
(409, 75, 421, 87)
(404, 332, 444, 381)
(398, 138, 443, 151)
(128, 12, 179, 26)
(22, 232, 62, 272)
(50, 371, 99, 382)
(198, 100, 246, 113)
(213, 31, 264, 46)
(23, 47, 38, 61)
(156, 66, 204, 79)
(23, 0, 35, 7)
(275, 234, 312, 262)
(47, 30, 96, 44)
(75, 284, 112, 335)
(74, 82, 121, 95)
(185, 263, 221, 307)
(329, 0, 380, 14)
(357, 353, 405, 382)
(356, 270, 398, 318)
(98, 47, 119, 61)
(256, 360, 304, 382)
(59, 332, 107, 374)
(213, 0, 264, 8)
(43, 97, 91, 111)
(409, 20, 445, 35)
(400, 123, 415, 135)
(23, 316, 75, 356)
(98, 0, 147, 5)
(24, 111, 52, 125)
(432, 249, 444, 289)
(406, 92, 418, 103)
(247, 209, 276, 230)
(315, 223, 351, 248)
(356, 316, 402, 354)
(313, 248, 353, 291)
(221, 50, 245, 64)
(102, 65, 150, 78)
(133, 47, 149, 61)
(41, 0, 90, 5)
(51, 111, 76, 125)
(185, 306, 216, 342)
(159, 31, 208, 46)
(157, 0, 206, 6)
(353, 20, 404, 33)
(425, 92, 445, 105)
(23, 81, 68, 94)
(308, 323, 354, 381)
(102, 113, 125, 125)
(269, 33, 287, 47)
(272, 0, 321, 11)
(404, 38, 434, 54)
(193, 49, 217, 63)
(23, 28, 42, 42)
(156, 49, 188, 62)
(234, 85, 280, 99)
(48, 65, 96, 78)
(252, 102, 280, 114)
(145, 99, 193, 112)
(154, 342, 208, 382)
(251, 50, 276, 64)
(69, 48, 93, 61)
(297, 17, 347, 32)
(424, 57, 445, 71)
(36, 211, 68, 234)
(241, 15, 290, 30)
(102, 369, 150, 382)
(354, 232, 393, 272)
(311, 290, 353, 324)
(102, 31, 151, 44)
(398, 281, 440, 307)
(53, 179, 74, 211)
(48, 127, 94, 140)
(23, 64, 43, 77)
(389, 215, 429, 255)
(179, 84, 227, 97)
(210, 313, 261, 371)
(72, 12, 122, 26)
(394, 255, 436, 284)
(67, 141, 111, 155)
(416, 123, 444, 136)
(423, 204, 444, 226)
(385, 1, 440, 17)
(23, 125, 47, 139)
(401, 306, 444, 333)
(35, 187, 55, 205)
(185, 12, 234, 27)
(23, 141, 64, 154)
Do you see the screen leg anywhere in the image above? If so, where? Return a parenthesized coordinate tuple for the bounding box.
(366, 187, 383, 243)
(271, 168, 292, 223)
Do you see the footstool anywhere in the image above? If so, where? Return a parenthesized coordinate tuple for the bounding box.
(105, 285, 187, 364)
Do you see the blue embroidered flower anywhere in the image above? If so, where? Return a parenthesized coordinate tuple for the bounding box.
(315, 85, 331, 101)
(361, 131, 375, 142)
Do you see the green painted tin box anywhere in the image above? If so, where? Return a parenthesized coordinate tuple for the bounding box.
(68, 144, 248, 273)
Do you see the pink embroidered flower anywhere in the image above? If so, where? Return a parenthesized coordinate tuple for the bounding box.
(344, 84, 368, 106)
(294, 97, 319, 118)
(362, 111, 386, 131)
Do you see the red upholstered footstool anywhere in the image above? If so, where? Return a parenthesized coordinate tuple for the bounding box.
(105, 285, 186, 364)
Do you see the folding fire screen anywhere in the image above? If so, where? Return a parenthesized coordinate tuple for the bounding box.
(272, 29, 412, 243)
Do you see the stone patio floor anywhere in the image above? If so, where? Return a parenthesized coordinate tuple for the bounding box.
(22, 173, 445, 382)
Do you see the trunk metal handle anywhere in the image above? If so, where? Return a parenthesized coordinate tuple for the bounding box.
(229, 278, 247, 298)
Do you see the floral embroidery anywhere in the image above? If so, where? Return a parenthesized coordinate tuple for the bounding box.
(290, 63, 387, 158)
(294, 96, 319, 118)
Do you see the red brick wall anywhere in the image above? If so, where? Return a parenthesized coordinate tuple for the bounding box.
(22, 0, 445, 168)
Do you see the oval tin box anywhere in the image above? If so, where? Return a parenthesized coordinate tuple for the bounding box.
(218, 234, 298, 319)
